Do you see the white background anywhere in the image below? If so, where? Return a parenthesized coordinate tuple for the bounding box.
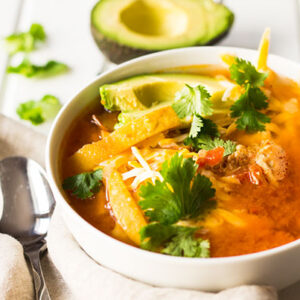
(0, 0, 300, 298)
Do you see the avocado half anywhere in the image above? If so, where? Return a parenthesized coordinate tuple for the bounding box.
(91, 0, 234, 64)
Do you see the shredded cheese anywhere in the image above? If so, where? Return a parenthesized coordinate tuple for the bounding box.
(131, 146, 152, 172)
(121, 147, 163, 189)
(257, 28, 270, 70)
(131, 170, 163, 190)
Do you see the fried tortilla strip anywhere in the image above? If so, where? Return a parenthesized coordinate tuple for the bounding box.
(106, 169, 147, 245)
(67, 106, 181, 173)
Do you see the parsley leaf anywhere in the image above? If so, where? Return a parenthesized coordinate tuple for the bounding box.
(7, 58, 69, 78)
(62, 169, 103, 199)
(4, 23, 46, 55)
(230, 85, 270, 132)
(229, 58, 270, 132)
(230, 58, 268, 87)
(16, 95, 62, 125)
(172, 84, 213, 118)
(139, 153, 216, 225)
(140, 223, 210, 258)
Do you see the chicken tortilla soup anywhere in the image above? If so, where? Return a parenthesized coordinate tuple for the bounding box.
(60, 31, 300, 258)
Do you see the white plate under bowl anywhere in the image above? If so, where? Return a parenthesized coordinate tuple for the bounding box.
(46, 46, 300, 291)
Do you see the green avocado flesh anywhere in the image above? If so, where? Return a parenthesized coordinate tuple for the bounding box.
(100, 73, 226, 111)
(99, 73, 233, 128)
(91, 0, 234, 63)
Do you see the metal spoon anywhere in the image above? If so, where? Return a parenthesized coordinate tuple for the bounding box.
(0, 156, 55, 300)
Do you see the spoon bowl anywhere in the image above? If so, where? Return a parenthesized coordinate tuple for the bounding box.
(0, 156, 55, 299)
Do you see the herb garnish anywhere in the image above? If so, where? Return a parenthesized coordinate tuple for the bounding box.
(172, 84, 213, 138)
(17, 95, 62, 125)
(185, 135, 236, 156)
(4, 23, 46, 55)
(139, 153, 216, 224)
(7, 59, 69, 78)
(138, 153, 215, 257)
(62, 169, 103, 199)
(172, 85, 236, 156)
(140, 223, 210, 258)
(229, 58, 270, 132)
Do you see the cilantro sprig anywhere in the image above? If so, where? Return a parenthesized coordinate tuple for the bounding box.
(229, 58, 270, 132)
(172, 84, 236, 156)
(139, 153, 216, 224)
(7, 59, 69, 78)
(230, 58, 268, 87)
(140, 223, 210, 258)
(183, 116, 236, 156)
(17, 95, 62, 125)
(185, 136, 236, 156)
(172, 84, 213, 138)
(172, 84, 213, 119)
(62, 169, 103, 199)
(4, 23, 46, 55)
(138, 154, 215, 257)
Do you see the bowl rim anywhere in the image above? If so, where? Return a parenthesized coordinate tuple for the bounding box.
(46, 45, 300, 264)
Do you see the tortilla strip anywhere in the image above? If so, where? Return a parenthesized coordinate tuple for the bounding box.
(106, 169, 147, 245)
(67, 106, 181, 174)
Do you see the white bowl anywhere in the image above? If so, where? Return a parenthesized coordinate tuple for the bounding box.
(46, 47, 300, 291)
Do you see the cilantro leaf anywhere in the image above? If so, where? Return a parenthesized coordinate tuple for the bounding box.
(198, 137, 236, 156)
(186, 116, 219, 141)
(230, 86, 270, 132)
(229, 58, 270, 132)
(230, 57, 268, 87)
(62, 169, 103, 199)
(162, 227, 210, 258)
(139, 153, 216, 225)
(172, 84, 213, 118)
(29, 23, 46, 41)
(4, 23, 46, 55)
(16, 95, 62, 125)
(7, 58, 69, 78)
(140, 223, 210, 258)
(190, 115, 203, 138)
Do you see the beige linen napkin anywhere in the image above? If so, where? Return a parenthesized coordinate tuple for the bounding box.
(47, 209, 277, 300)
(0, 234, 33, 300)
(0, 113, 278, 300)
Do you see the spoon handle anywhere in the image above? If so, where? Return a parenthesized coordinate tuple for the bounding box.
(25, 240, 51, 300)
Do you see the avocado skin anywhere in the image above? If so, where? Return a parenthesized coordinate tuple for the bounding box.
(91, 24, 233, 65)
(90, 1, 234, 64)
(91, 22, 232, 64)
(91, 24, 153, 64)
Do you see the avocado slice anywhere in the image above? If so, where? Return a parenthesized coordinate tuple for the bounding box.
(99, 73, 234, 129)
(100, 73, 226, 112)
(91, 0, 234, 63)
(114, 102, 172, 129)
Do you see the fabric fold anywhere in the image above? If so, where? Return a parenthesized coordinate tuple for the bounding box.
(47, 209, 277, 300)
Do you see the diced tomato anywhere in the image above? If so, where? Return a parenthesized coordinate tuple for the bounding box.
(196, 147, 225, 168)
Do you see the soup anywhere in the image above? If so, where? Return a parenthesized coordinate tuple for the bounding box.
(60, 33, 300, 258)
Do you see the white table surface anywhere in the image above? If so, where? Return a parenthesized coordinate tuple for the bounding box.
(1, 0, 300, 298)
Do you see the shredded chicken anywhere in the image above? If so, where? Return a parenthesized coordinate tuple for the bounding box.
(255, 141, 288, 185)
(210, 145, 256, 176)
(207, 141, 287, 186)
